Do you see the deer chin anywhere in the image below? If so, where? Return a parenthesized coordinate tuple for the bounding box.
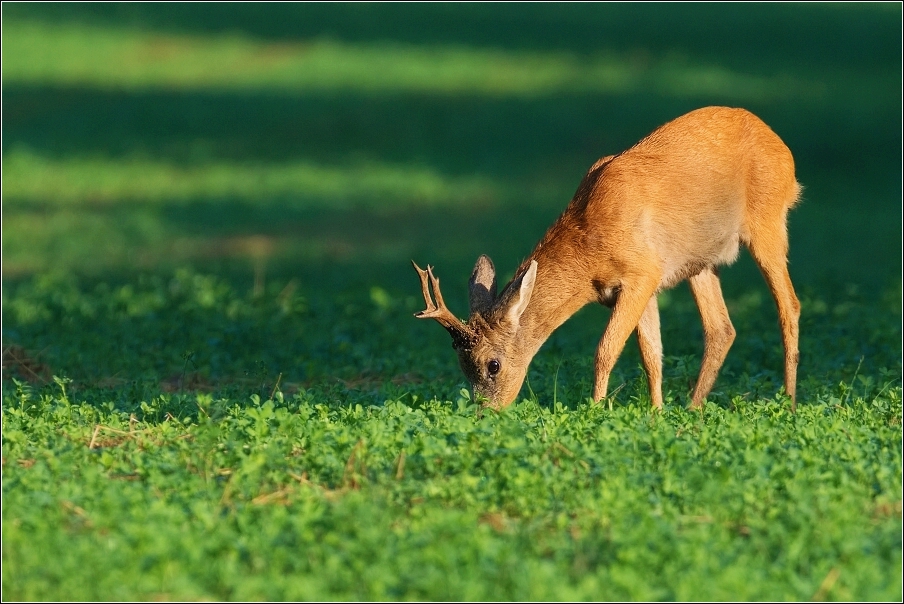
(471, 368, 527, 411)
(472, 390, 509, 412)
(463, 374, 509, 411)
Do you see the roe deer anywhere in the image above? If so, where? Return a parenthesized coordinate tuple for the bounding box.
(413, 106, 801, 411)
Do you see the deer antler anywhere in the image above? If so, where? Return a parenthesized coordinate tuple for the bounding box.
(412, 261, 479, 350)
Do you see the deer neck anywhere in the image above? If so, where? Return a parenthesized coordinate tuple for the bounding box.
(516, 238, 596, 359)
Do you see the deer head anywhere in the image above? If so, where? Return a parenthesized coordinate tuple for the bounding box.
(413, 255, 538, 409)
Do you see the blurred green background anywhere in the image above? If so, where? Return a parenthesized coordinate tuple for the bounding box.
(2, 2, 901, 396)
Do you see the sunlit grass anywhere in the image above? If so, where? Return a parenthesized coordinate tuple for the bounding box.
(0, 149, 501, 208)
(0, 19, 843, 102)
(0, 207, 423, 277)
(0, 149, 510, 276)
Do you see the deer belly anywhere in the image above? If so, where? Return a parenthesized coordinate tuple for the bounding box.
(657, 231, 741, 289)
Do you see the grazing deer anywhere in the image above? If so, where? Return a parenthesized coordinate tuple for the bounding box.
(414, 106, 801, 412)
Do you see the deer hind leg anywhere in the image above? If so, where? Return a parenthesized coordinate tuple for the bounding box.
(594, 276, 660, 403)
(688, 267, 736, 410)
(746, 223, 800, 411)
(636, 295, 664, 409)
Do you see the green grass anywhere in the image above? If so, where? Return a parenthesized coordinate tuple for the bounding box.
(3, 382, 901, 600)
(2, 3, 902, 601)
(1, 148, 500, 207)
(5, 18, 865, 103)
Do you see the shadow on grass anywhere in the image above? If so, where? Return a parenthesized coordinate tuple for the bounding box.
(2, 85, 900, 178)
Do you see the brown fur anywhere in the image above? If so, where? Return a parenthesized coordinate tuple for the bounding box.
(415, 106, 801, 411)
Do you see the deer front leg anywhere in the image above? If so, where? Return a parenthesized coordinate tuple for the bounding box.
(593, 278, 660, 403)
(636, 295, 663, 409)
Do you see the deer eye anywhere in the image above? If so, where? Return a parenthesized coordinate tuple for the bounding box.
(487, 359, 501, 376)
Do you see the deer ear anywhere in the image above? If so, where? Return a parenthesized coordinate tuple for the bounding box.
(469, 254, 497, 315)
(504, 260, 537, 325)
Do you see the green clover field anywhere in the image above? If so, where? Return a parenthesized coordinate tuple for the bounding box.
(2, 4, 901, 600)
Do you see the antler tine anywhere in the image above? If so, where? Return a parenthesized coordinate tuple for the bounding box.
(411, 260, 457, 323)
(412, 260, 439, 314)
(411, 260, 479, 349)
(425, 266, 449, 314)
